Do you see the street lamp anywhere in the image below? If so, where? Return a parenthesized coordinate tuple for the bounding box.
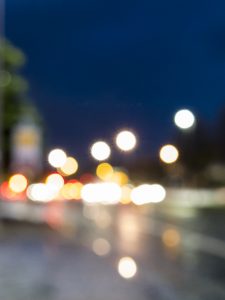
(174, 109, 195, 130)
(90, 141, 111, 161)
(159, 144, 179, 164)
(115, 130, 137, 151)
(48, 148, 67, 168)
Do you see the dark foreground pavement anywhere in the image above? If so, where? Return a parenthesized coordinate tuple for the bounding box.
(0, 204, 224, 300)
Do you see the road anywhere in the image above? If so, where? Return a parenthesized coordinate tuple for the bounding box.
(0, 203, 224, 300)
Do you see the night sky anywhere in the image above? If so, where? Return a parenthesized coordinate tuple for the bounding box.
(4, 0, 225, 161)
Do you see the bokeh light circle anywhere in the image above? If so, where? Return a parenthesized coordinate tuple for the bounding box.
(117, 257, 137, 279)
(46, 173, 64, 191)
(92, 238, 111, 256)
(90, 141, 111, 161)
(59, 157, 78, 176)
(174, 109, 195, 129)
(159, 144, 179, 164)
(96, 163, 114, 181)
(48, 149, 67, 168)
(81, 182, 121, 205)
(116, 130, 137, 151)
(9, 174, 28, 193)
(27, 183, 56, 202)
(131, 184, 166, 205)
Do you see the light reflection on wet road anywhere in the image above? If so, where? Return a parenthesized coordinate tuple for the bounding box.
(0, 204, 224, 300)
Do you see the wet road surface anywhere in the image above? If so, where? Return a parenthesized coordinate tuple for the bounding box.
(0, 204, 224, 300)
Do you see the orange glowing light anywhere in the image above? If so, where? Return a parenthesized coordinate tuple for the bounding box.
(112, 171, 129, 185)
(0, 181, 25, 201)
(60, 182, 83, 200)
(120, 185, 132, 205)
(162, 228, 181, 248)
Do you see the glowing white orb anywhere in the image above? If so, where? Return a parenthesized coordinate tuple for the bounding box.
(116, 130, 137, 151)
(159, 144, 179, 164)
(131, 184, 166, 205)
(174, 109, 195, 129)
(90, 141, 111, 161)
(81, 182, 121, 205)
(46, 173, 64, 192)
(27, 183, 56, 202)
(48, 149, 67, 168)
(117, 257, 137, 279)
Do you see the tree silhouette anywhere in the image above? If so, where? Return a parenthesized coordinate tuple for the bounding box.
(0, 40, 41, 175)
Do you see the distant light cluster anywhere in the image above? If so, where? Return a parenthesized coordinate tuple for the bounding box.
(1, 109, 197, 204)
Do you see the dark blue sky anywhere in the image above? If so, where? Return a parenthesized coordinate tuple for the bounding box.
(5, 0, 225, 160)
